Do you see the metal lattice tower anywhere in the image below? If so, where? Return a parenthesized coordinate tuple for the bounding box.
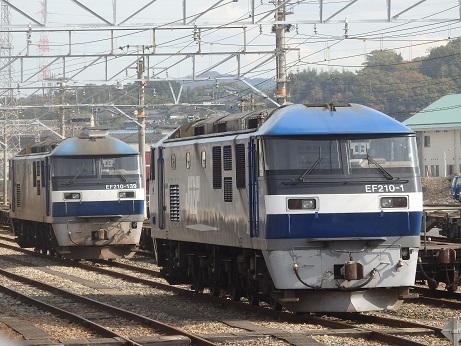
(38, 0, 51, 103)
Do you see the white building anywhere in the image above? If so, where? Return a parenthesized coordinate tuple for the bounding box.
(403, 94, 461, 177)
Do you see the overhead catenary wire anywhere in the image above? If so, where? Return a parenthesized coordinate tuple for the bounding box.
(6, 1, 461, 114)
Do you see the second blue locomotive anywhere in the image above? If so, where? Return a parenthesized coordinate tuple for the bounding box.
(9, 129, 146, 259)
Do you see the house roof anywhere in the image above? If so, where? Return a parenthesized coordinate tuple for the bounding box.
(403, 94, 461, 130)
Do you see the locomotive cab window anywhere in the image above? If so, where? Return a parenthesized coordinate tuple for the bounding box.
(262, 135, 419, 190)
(348, 137, 419, 176)
(263, 139, 342, 176)
(51, 156, 142, 186)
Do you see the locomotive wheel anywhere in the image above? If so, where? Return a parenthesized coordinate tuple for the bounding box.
(229, 282, 241, 301)
(246, 289, 260, 306)
(228, 272, 241, 301)
(227, 263, 241, 301)
(209, 284, 221, 297)
(447, 271, 460, 293)
(269, 295, 282, 311)
(192, 273, 205, 294)
(427, 279, 439, 290)
(192, 282, 204, 294)
(208, 264, 222, 297)
(246, 276, 260, 306)
(269, 286, 282, 311)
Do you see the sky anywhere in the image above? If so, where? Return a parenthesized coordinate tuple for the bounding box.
(2, 0, 461, 95)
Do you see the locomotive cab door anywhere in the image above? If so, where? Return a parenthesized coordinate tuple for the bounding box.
(45, 158, 51, 216)
(249, 139, 259, 237)
(156, 147, 165, 229)
(9, 160, 15, 212)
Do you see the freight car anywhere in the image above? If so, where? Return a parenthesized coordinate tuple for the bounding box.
(418, 206, 461, 292)
(9, 128, 146, 259)
(148, 103, 423, 312)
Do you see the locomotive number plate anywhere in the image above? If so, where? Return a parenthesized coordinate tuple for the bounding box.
(105, 183, 137, 189)
(365, 184, 404, 193)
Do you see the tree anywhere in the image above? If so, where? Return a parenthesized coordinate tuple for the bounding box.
(363, 50, 404, 73)
(419, 38, 461, 90)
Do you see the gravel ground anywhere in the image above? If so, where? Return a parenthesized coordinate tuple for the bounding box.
(422, 176, 455, 204)
(0, 247, 452, 346)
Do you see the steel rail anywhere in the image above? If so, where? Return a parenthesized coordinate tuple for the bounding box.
(0, 266, 216, 346)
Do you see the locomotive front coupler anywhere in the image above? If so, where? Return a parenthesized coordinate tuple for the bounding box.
(92, 228, 109, 241)
(341, 261, 364, 281)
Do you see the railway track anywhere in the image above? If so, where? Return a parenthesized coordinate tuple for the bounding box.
(0, 268, 205, 346)
(0, 230, 454, 346)
(412, 286, 461, 309)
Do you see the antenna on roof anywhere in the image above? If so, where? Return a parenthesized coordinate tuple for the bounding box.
(79, 127, 108, 139)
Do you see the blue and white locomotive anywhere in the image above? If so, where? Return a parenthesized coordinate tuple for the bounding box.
(9, 129, 146, 259)
(149, 103, 422, 312)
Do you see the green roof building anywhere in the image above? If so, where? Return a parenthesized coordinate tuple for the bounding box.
(403, 94, 461, 177)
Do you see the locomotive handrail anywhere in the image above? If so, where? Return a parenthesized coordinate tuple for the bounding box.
(307, 237, 387, 242)
(75, 215, 123, 220)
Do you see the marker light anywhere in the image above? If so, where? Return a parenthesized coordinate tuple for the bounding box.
(287, 198, 317, 210)
(64, 192, 81, 200)
(119, 191, 135, 198)
(380, 196, 408, 208)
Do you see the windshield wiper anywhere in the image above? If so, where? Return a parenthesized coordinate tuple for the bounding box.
(116, 169, 127, 182)
(297, 156, 323, 181)
(364, 155, 393, 180)
(69, 168, 86, 184)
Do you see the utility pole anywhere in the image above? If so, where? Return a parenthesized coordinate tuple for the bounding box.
(274, 0, 287, 105)
(136, 55, 146, 188)
(59, 81, 66, 137)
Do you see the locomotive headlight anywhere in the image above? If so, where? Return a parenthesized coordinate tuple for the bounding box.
(119, 191, 135, 198)
(287, 198, 317, 210)
(380, 196, 408, 208)
(64, 192, 81, 200)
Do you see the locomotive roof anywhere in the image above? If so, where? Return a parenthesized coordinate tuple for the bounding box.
(16, 135, 139, 157)
(50, 136, 139, 156)
(165, 103, 413, 141)
(258, 103, 414, 136)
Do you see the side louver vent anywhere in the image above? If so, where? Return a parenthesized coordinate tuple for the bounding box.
(169, 185, 180, 221)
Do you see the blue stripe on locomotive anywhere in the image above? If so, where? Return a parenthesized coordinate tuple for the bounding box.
(258, 104, 413, 136)
(52, 200, 144, 217)
(265, 211, 422, 238)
